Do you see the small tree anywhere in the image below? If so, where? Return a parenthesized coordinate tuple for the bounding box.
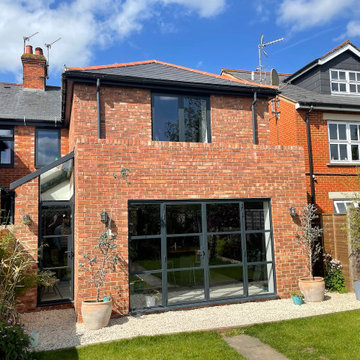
(79, 169, 129, 302)
(296, 204, 323, 280)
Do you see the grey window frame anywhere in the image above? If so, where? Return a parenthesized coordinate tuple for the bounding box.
(151, 92, 211, 143)
(128, 198, 276, 313)
(0, 126, 14, 168)
(35, 127, 61, 169)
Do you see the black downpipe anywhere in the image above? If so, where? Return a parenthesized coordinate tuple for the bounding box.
(96, 78, 101, 139)
(305, 106, 315, 204)
(251, 91, 257, 145)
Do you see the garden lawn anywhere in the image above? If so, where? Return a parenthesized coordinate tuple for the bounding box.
(224, 309, 360, 360)
(36, 331, 245, 360)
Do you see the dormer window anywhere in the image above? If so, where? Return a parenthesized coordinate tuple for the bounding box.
(330, 69, 360, 95)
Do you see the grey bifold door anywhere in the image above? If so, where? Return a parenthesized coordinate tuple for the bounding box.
(129, 200, 275, 311)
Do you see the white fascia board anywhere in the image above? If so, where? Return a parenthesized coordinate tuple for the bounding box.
(290, 44, 360, 83)
(319, 44, 360, 65)
(296, 103, 360, 113)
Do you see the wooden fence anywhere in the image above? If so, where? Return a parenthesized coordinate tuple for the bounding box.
(322, 214, 353, 290)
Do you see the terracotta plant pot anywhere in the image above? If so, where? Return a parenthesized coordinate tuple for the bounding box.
(82, 299, 113, 330)
(298, 277, 325, 302)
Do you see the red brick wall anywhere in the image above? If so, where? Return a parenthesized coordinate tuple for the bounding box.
(0, 126, 69, 188)
(272, 97, 360, 213)
(13, 178, 39, 312)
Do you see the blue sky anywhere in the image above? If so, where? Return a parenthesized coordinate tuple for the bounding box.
(1, 0, 360, 86)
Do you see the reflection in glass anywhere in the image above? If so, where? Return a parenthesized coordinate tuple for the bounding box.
(129, 274, 162, 310)
(166, 204, 202, 234)
(167, 269, 204, 304)
(41, 205, 72, 237)
(40, 159, 73, 201)
(167, 236, 201, 269)
(248, 264, 274, 295)
(208, 234, 242, 265)
(129, 204, 161, 236)
(38, 268, 72, 302)
(209, 266, 243, 299)
(207, 203, 240, 232)
(36, 129, 60, 167)
(184, 97, 207, 142)
(41, 236, 70, 268)
(153, 95, 179, 141)
(245, 202, 270, 231)
(0, 140, 11, 164)
(129, 238, 161, 272)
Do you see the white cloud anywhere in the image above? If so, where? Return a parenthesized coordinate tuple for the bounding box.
(0, 0, 225, 80)
(277, 0, 355, 31)
(346, 21, 360, 37)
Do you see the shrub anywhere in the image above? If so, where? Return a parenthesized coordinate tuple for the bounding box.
(0, 227, 56, 321)
(0, 319, 35, 360)
(323, 253, 347, 293)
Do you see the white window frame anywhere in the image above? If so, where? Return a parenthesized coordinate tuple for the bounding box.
(333, 200, 358, 213)
(328, 121, 360, 163)
(330, 69, 360, 96)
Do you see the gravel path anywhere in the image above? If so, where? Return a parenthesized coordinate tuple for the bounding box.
(21, 293, 360, 352)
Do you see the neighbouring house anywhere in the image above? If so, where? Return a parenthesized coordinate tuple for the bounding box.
(6, 47, 308, 319)
(222, 40, 360, 215)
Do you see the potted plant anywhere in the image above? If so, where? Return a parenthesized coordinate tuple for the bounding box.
(296, 204, 325, 302)
(290, 291, 304, 305)
(144, 287, 160, 308)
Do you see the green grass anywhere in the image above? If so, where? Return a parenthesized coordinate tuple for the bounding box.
(36, 331, 245, 360)
(224, 309, 360, 360)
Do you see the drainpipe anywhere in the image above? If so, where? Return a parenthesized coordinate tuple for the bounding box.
(305, 105, 315, 204)
(96, 78, 101, 139)
(251, 91, 257, 145)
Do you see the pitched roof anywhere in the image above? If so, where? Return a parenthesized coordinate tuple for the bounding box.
(0, 83, 61, 122)
(280, 83, 360, 109)
(221, 69, 289, 86)
(64, 60, 277, 93)
(285, 40, 360, 83)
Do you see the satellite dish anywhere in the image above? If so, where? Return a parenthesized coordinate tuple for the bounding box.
(271, 68, 280, 86)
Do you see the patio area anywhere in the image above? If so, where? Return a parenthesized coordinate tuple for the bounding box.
(22, 292, 360, 352)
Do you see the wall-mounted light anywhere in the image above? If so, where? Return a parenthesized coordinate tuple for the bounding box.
(23, 214, 31, 225)
(290, 207, 296, 217)
(100, 211, 108, 224)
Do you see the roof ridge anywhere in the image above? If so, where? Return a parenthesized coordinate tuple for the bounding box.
(66, 60, 158, 71)
(0, 82, 22, 86)
(320, 40, 354, 59)
(222, 68, 291, 76)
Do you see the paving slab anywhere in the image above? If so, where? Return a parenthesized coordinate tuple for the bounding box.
(224, 335, 289, 360)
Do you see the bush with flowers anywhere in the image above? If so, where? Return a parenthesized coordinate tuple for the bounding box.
(323, 253, 347, 293)
(0, 318, 35, 360)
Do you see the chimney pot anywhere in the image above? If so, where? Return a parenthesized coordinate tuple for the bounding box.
(35, 47, 43, 56)
(25, 45, 33, 54)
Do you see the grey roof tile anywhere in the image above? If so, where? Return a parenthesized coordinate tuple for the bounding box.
(221, 70, 289, 86)
(280, 83, 360, 107)
(0, 83, 61, 122)
(67, 61, 271, 90)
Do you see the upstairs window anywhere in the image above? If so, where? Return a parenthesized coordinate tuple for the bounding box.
(152, 93, 210, 142)
(328, 122, 360, 163)
(330, 69, 360, 95)
(0, 127, 13, 167)
(35, 128, 61, 168)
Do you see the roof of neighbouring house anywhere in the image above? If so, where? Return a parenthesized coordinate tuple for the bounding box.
(280, 83, 360, 109)
(64, 60, 277, 94)
(221, 69, 289, 86)
(0, 83, 61, 123)
(284, 40, 360, 83)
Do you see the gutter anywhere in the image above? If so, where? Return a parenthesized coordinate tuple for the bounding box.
(251, 91, 257, 144)
(296, 103, 360, 113)
(305, 105, 315, 204)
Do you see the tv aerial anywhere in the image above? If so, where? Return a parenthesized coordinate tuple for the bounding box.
(45, 37, 61, 79)
(257, 34, 284, 83)
(23, 32, 39, 53)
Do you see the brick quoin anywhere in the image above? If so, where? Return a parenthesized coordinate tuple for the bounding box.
(270, 96, 360, 213)
(15, 83, 308, 317)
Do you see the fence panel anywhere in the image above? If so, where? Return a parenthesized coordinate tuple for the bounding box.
(322, 214, 353, 291)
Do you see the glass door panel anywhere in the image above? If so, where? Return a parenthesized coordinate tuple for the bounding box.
(209, 266, 244, 299)
(39, 204, 73, 303)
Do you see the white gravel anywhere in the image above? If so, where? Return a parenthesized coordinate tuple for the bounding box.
(21, 293, 360, 352)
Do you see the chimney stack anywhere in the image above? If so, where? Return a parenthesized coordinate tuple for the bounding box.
(21, 45, 47, 90)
